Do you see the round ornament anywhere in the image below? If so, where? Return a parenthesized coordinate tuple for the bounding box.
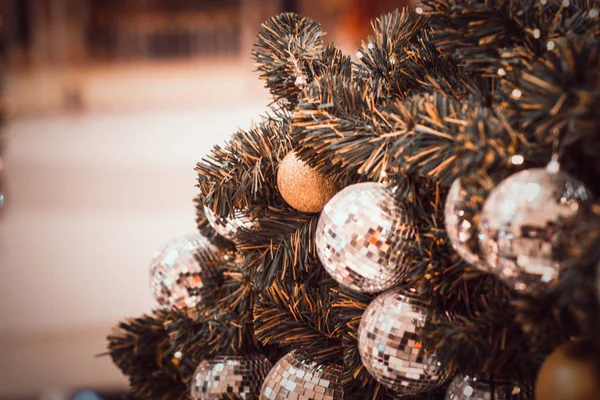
(149, 234, 223, 309)
(535, 339, 600, 400)
(191, 354, 273, 400)
(444, 178, 481, 266)
(316, 182, 414, 293)
(478, 168, 596, 292)
(260, 350, 344, 400)
(445, 375, 526, 399)
(277, 151, 339, 213)
(203, 205, 255, 241)
(358, 288, 445, 394)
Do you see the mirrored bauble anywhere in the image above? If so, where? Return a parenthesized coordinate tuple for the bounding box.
(445, 375, 526, 399)
(444, 178, 482, 267)
(260, 350, 344, 400)
(478, 168, 596, 292)
(149, 234, 223, 309)
(316, 182, 415, 293)
(358, 288, 445, 394)
(191, 354, 273, 400)
(203, 205, 256, 241)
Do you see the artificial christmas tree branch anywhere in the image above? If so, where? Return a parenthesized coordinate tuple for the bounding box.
(109, 3, 600, 399)
(254, 280, 344, 361)
(237, 208, 319, 290)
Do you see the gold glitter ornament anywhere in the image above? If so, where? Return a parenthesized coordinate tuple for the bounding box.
(277, 151, 339, 213)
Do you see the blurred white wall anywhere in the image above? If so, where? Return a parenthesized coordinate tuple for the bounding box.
(0, 84, 269, 398)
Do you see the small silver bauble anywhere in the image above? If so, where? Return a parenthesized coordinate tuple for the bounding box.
(445, 375, 526, 399)
(316, 182, 415, 293)
(203, 205, 255, 241)
(149, 234, 223, 309)
(358, 288, 445, 394)
(444, 178, 481, 266)
(191, 354, 273, 400)
(478, 167, 596, 292)
(260, 350, 344, 400)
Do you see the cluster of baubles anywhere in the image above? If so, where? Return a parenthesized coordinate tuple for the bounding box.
(146, 151, 600, 399)
(445, 164, 599, 294)
(279, 155, 449, 394)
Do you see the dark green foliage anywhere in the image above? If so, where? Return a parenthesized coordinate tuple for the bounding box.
(166, 307, 257, 367)
(252, 13, 352, 109)
(254, 278, 344, 361)
(196, 119, 293, 217)
(357, 8, 474, 100)
(293, 73, 391, 184)
(237, 208, 319, 290)
(106, 310, 188, 400)
(109, 4, 600, 399)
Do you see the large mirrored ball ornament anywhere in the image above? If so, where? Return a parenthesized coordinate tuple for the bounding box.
(316, 182, 414, 293)
(478, 168, 596, 293)
(149, 234, 223, 309)
(191, 354, 273, 400)
(445, 375, 526, 399)
(358, 288, 445, 394)
(260, 350, 344, 400)
(203, 205, 256, 241)
(444, 178, 482, 267)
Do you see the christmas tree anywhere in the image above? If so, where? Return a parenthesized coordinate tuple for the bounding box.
(107, 1, 600, 399)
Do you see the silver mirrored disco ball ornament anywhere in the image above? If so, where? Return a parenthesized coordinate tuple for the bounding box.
(191, 354, 273, 400)
(260, 350, 344, 400)
(149, 234, 223, 309)
(445, 375, 526, 399)
(358, 288, 445, 395)
(203, 205, 255, 241)
(444, 178, 482, 267)
(478, 167, 596, 293)
(316, 182, 415, 293)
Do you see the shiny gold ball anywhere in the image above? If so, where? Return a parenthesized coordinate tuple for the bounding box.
(535, 339, 600, 400)
(277, 151, 339, 213)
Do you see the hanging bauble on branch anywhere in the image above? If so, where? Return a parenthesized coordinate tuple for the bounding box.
(535, 339, 600, 400)
(191, 354, 273, 400)
(478, 164, 597, 293)
(277, 151, 339, 213)
(316, 182, 415, 293)
(260, 350, 344, 400)
(203, 205, 256, 241)
(445, 375, 527, 399)
(444, 178, 483, 267)
(149, 234, 224, 309)
(358, 288, 446, 395)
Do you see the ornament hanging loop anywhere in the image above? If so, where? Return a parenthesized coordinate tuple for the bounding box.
(546, 130, 563, 174)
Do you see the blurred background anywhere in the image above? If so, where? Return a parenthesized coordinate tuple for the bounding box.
(0, 0, 406, 399)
